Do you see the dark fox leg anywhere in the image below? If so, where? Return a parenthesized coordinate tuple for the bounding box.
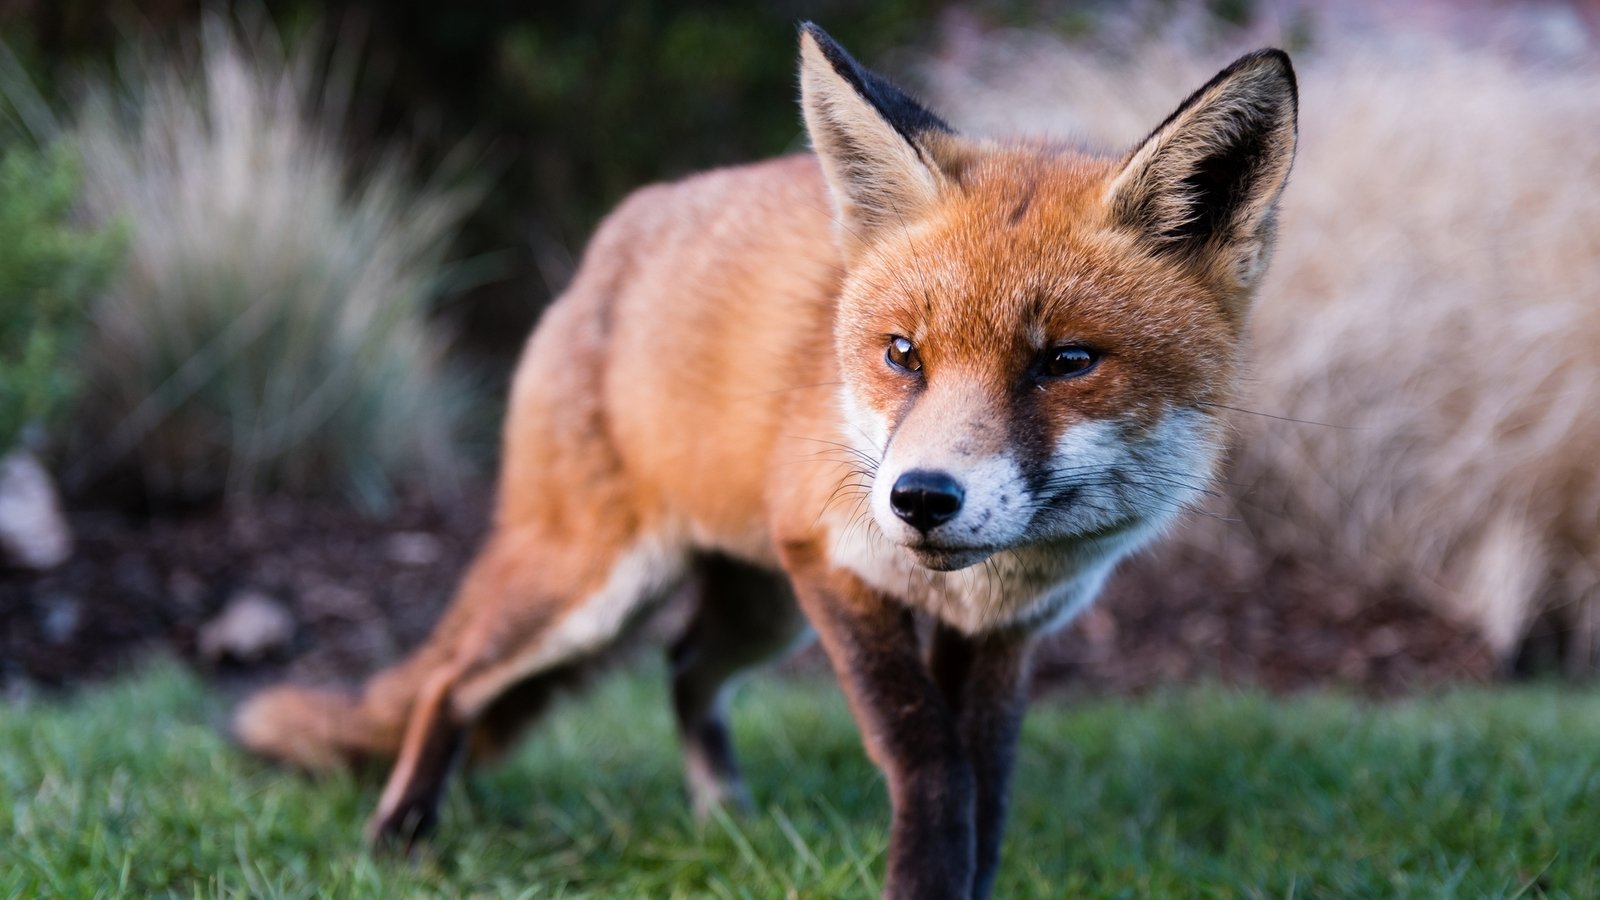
(367, 645, 615, 846)
(668, 555, 809, 817)
(783, 547, 977, 900)
(463, 659, 597, 765)
(365, 667, 469, 849)
(927, 623, 1033, 900)
(354, 529, 557, 849)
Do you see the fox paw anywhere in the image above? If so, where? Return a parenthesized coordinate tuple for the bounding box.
(364, 796, 440, 855)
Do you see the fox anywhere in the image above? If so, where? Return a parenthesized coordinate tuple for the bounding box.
(234, 23, 1296, 899)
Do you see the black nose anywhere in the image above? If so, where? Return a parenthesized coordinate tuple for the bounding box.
(889, 470, 965, 533)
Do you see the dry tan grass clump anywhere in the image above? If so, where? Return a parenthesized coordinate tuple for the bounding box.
(926, 16, 1600, 671)
(70, 18, 478, 509)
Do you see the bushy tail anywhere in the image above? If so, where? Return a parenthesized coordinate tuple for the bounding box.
(233, 686, 383, 771)
(232, 652, 441, 772)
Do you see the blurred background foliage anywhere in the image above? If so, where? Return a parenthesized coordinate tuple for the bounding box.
(0, 143, 122, 451)
(59, 18, 483, 511)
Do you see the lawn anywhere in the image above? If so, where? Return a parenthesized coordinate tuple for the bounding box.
(3, 663, 1598, 898)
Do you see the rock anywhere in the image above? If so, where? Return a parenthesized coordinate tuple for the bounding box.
(39, 594, 82, 645)
(0, 448, 73, 570)
(199, 590, 295, 664)
(385, 531, 443, 567)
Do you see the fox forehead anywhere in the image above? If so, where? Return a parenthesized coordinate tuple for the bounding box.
(835, 146, 1242, 421)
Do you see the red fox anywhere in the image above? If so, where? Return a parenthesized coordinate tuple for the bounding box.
(235, 23, 1296, 898)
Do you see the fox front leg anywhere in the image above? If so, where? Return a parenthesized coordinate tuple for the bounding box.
(785, 555, 977, 899)
(928, 624, 1033, 900)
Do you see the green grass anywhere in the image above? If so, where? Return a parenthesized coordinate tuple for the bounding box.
(3, 664, 1598, 898)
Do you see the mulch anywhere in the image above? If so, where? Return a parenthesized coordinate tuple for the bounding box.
(1, 490, 487, 697)
(0, 486, 1497, 702)
(1038, 545, 1499, 697)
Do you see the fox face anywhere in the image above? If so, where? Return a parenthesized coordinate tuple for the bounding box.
(833, 159, 1238, 572)
(801, 26, 1296, 575)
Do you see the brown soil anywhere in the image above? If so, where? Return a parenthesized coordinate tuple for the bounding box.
(1036, 545, 1500, 697)
(1, 488, 1497, 700)
(1, 490, 488, 695)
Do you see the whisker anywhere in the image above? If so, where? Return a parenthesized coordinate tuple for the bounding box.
(1197, 400, 1359, 430)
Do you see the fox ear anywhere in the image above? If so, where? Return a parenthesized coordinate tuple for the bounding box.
(799, 22, 956, 258)
(1109, 49, 1298, 291)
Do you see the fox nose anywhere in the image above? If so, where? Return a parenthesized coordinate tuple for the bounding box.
(889, 470, 965, 533)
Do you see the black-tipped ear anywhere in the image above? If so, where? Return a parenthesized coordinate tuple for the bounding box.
(800, 22, 952, 145)
(799, 22, 958, 259)
(1108, 49, 1298, 289)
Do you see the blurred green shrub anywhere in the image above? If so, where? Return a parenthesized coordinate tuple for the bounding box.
(68, 21, 480, 510)
(0, 144, 121, 451)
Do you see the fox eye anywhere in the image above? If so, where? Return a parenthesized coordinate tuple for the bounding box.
(886, 336, 922, 374)
(1041, 345, 1100, 378)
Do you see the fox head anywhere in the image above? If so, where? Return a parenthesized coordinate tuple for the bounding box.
(799, 24, 1297, 572)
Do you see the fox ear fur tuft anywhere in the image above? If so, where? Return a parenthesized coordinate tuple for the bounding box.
(1109, 49, 1299, 291)
(798, 22, 958, 258)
